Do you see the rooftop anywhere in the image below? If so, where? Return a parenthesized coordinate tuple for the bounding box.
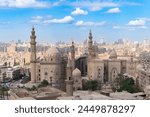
(57, 91, 115, 100)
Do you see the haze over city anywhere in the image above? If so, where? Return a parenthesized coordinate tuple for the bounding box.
(0, 0, 150, 43)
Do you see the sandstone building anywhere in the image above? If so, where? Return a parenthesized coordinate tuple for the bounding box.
(29, 27, 82, 91)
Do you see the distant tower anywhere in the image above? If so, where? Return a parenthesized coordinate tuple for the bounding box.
(70, 41, 75, 70)
(130, 53, 134, 62)
(65, 57, 73, 96)
(30, 27, 37, 83)
(88, 30, 93, 56)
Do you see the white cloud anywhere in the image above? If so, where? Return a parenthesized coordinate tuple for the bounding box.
(119, 1, 141, 6)
(72, 1, 118, 11)
(30, 16, 43, 23)
(0, 0, 54, 8)
(71, 0, 141, 11)
(30, 15, 73, 24)
(32, 16, 43, 22)
(0, 0, 141, 9)
(71, 8, 88, 15)
(106, 7, 121, 13)
(43, 16, 74, 24)
(113, 18, 149, 30)
(32, 16, 43, 20)
(76, 20, 106, 27)
(113, 26, 123, 29)
(138, 17, 150, 22)
(128, 19, 146, 26)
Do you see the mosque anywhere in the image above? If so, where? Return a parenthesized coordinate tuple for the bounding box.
(86, 30, 137, 84)
(29, 27, 138, 94)
(29, 27, 82, 91)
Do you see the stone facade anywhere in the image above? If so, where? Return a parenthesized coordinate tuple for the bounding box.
(88, 59, 104, 82)
(29, 28, 67, 89)
(137, 65, 150, 90)
(84, 30, 138, 84)
(29, 28, 81, 92)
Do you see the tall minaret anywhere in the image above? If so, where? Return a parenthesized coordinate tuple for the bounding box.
(30, 27, 37, 83)
(88, 30, 93, 56)
(65, 56, 73, 96)
(66, 57, 72, 80)
(70, 41, 75, 70)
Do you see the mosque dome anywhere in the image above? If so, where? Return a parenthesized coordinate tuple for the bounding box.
(72, 68, 81, 77)
(109, 49, 117, 59)
(46, 47, 61, 57)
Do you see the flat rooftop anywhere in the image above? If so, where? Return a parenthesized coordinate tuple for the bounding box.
(57, 91, 115, 100)
(110, 91, 144, 100)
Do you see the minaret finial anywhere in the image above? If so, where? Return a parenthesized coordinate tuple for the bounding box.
(89, 29, 92, 40)
(32, 25, 34, 30)
(72, 41, 74, 46)
(31, 26, 36, 38)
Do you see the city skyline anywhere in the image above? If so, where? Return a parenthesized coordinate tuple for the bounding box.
(0, 0, 150, 43)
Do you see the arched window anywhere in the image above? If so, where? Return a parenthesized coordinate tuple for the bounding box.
(97, 67, 101, 80)
(111, 68, 117, 82)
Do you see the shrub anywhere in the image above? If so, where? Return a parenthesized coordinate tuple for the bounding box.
(38, 79, 49, 88)
(83, 80, 98, 91)
(113, 77, 141, 93)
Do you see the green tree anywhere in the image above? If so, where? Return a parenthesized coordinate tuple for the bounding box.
(38, 79, 49, 88)
(31, 85, 37, 91)
(0, 86, 9, 99)
(83, 80, 98, 91)
(119, 78, 140, 93)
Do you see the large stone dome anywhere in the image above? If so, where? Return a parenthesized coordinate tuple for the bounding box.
(109, 49, 117, 59)
(72, 68, 81, 77)
(46, 47, 61, 57)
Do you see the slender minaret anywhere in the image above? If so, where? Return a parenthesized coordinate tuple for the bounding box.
(70, 41, 75, 70)
(30, 27, 37, 83)
(66, 57, 72, 80)
(65, 56, 73, 96)
(88, 30, 93, 56)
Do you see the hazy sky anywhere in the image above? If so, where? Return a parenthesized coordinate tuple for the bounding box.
(0, 0, 150, 43)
